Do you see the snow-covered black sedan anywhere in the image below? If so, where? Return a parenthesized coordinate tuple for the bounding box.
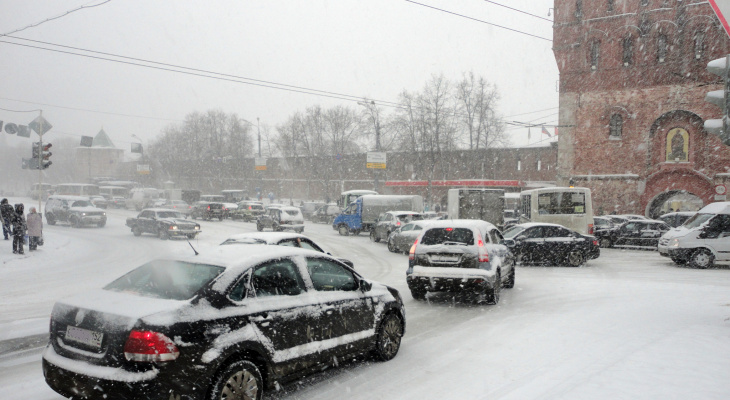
(220, 232, 354, 268)
(42, 245, 405, 400)
(502, 222, 600, 267)
(592, 219, 671, 248)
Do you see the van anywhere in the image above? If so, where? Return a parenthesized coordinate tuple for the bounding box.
(658, 202, 730, 268)
(125, 188, 161, 211)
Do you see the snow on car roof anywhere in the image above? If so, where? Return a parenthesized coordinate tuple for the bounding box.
(281, 206, 302, 212)
(421, 219, 497, 231)
(222, 232, 307, 245)
(48, 195, 90, 201)
(511, 222, 566, 229)
(697, 201, 730, 214)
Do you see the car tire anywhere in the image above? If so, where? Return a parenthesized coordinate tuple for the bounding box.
(158, 229, 169, 240)
(387, 237, 397, 253)
(219, 216, 223, 221)
(256, 223, 263, 232)
(689, 248, 713, 269)
(372, 313, 403, 361)
(338, 225, 349, 236)
(132, 226, 142, 237)
(503, 266, 515, 289)
(486, 272, 501, 305)
(566, 250, 585, 267)
(97, 221, 106, 228)
(70, 217, 81, 228)
(209, 359, 263, 400)
(46, 214, 56, 225)
(370, 230, 380, 243)
(187, 233, 196, 239)
(598, 237, 612, 248)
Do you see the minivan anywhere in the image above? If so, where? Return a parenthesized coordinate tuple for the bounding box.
(658, 202, 730, 268)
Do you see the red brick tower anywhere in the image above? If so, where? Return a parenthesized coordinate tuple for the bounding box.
(553, 0, 730, 216)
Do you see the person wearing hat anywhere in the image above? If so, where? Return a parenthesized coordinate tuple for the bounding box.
(1, 198, 13, 240)
(26, 207, 43, 251)
(12, 203, 26, 254)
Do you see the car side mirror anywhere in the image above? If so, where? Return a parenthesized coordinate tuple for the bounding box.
(359, 279, 372, 292)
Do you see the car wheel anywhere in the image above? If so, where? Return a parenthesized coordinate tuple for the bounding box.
(338, 225, 349, 236)
(689, 248, 713, 269)
(209, 359, 263, 400)
(158, 229, 169, 240)
(70, 217, 81, 228)
(187, 233, 196, 239)
(132, 226, 142, 237)
(598, 237, 612, 248)
(503, 265, 515, 289)
(387, 237, 397, 253)
(567, 250, 585, 267)
(372, 313, 403, 361)
(219, 216, 223, 221)
(370, 230, 380, 243)
(256, 223, 263, 232)
(97, 221, 106, 228)
(486, 272, 501, 305)
(46, 214, 56, 225)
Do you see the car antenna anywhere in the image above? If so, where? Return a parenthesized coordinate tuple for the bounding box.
(187, 239, 199, 256)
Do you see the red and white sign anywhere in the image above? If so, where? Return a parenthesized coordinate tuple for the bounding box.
(709, 0, 730, 38)
(715, 184, 727, 195)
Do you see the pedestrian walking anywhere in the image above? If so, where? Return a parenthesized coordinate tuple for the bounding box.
(26, 207, 43, 251)
(1, 198, 13, 240)
(12, 203, 26, 254)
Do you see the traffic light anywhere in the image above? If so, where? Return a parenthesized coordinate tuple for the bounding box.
(704, 55, 730, 145)
(30, 142, 52, 169)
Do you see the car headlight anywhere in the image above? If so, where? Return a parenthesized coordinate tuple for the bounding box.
(195, 226, 200, 230)
(102, 212, 106, 216)
(170, 226, 178, 230)
(670, 238, 680, 247)
(81, 212, 86, 216)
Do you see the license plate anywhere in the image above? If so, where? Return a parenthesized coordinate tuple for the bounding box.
(65, 326, 104, 349)
(431, 254, 459, 262)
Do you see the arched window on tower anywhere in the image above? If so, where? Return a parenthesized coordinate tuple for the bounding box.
(694, 30, 705, 60)
(622, 36, 634, 66)
(609, 114, 623, 139)
(590, 41, 600, 70)
(657, 34, 668, 63)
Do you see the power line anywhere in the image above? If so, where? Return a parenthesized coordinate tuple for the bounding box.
(0, 105, 41, 113)
(1, 0, 113, 37)
(504, 107, 558, 118)
(0, 96, 182, 122)
(403, 0, 552, 42)
(482, 1, 552, 22)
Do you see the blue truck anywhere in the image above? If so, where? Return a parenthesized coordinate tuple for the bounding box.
(333, 194, 424, 236)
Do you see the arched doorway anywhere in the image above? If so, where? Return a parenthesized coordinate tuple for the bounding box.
(645, 190, 704, 218)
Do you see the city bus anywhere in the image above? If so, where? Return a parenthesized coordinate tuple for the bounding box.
(519, 187, 594, 235)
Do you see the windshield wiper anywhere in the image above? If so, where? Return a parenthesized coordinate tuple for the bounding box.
(442, 241, 467, 246)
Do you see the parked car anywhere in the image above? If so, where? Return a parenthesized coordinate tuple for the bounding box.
(406, 219, 515, 303)
(162, 199, 192, 217)
(42, 245, 405, 399)
(594, 219, 671, 248)
(44, 195, 107, 228)
(311, 203, 342, 224)
(190, 201, 226, 221)
(125, 208, 201, 239)
(220, 232, 354, 268)
(387, 220, 433, 254)
(108, 196, 126, 208)
(657, 211, 696, 228)
(300, 201, 326, 220)
(370, 211, 423, 243)
(658, 202, 730, 268)
(89, 195, 108, 209)
(502, 222, 600, 267)
(257, 206, 305, 232)
(231, 200, 266, 221)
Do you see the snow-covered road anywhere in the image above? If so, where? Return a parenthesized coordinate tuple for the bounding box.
(1, 199, 729, 399)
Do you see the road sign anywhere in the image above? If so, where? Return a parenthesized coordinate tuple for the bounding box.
(137, 164, 150, 175)
(255, 157, 267, 171)
(709, 0, 730, 38)
(367, 152, 386, 169)
(716, 184, 727, 195)
(28, 115, 52, 135)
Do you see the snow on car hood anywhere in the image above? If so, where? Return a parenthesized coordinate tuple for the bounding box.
(661, 225, 695, 240)
(69, 206, 104, 212)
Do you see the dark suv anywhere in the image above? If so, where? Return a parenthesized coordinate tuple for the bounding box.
(191, 201, 226, 220)
(406, 219, 515, 304)
(42, 245, 405, 399)
(44, 195, 107, 228)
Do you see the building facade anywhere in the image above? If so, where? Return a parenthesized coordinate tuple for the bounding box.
(553, 0, 730, 217)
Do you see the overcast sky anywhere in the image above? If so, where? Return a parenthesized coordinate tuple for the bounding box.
(0, 0, 558, 155)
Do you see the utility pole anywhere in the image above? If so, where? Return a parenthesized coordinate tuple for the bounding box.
(37, 110, 43, 213)
(257, 117, 261, 157)
(358, 100, 382, 192)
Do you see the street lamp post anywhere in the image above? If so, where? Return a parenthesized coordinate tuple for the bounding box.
(358, 100, 382, 192)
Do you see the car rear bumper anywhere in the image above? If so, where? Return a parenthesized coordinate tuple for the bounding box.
(407, 265, 498, 292)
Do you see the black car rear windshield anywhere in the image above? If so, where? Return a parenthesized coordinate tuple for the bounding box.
(104, 260, 225, 300)
(421, 228, 474, 246)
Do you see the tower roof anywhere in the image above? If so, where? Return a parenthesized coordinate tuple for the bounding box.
(93, 129, 116, 148)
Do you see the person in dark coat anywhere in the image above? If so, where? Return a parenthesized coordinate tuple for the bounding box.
(1, 198, 13, 240)
(12, 203, 26, 254)
(26, 207, 43, 251)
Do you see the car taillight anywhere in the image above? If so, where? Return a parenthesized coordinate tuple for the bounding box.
(588, 223, 594, 235)
(593, 239, 599, 246)
(409, 239, 418, 261)
(248, 206, 252, 210)
(124, 330, 179, 362)
(477, 239, 489, 262)
(396, 221, 401, 226)
(207, 206, 210, 210)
